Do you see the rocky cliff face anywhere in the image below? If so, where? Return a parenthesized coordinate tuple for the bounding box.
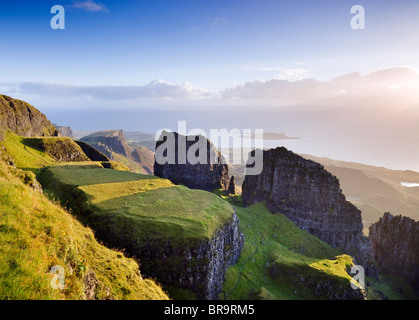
(53, 124, 75, 139)
(0, 95, 59, 138)
(132, 214, 244, 299)
(154, 132, 230, 191)
(369, 212, 419, 290)
(242, 147, 376, 275)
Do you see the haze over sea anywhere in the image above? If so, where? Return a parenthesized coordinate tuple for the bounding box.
(46, 107, 419, 173)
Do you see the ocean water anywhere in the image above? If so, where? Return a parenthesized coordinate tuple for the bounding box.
(262, 134, 419, 173)
(216, 134, 419, 173)
(45, 108, 419, 173)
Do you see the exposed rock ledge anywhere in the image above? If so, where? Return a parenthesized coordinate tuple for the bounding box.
(369, 212, 419, 291)
(133, 213, 244, 300)
(242, 147, 377, 276)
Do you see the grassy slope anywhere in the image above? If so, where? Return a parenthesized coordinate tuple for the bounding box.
(0, 158, 168, 300)
(219, 196, 410, 300)
(40, 166, 234, 244)
(1, 132, 129, 174)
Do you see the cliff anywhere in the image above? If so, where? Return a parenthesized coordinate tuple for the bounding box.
(242, 147, 376, 275)
(154, 131, 230, 191)
(53, 124, 75, 139)
(369, 212, 419, 291)
(130, 214, 244, 299)
(0, 95, 59, 138)
(40, 166, 244, 300)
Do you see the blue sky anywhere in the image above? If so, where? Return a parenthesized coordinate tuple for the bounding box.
(1, 0, 419, 91)
(1, 1, 419, 170)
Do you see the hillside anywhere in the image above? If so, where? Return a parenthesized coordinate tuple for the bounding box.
(218, 195, 417, 300)
(230, 151, 419, 233)
(0, 95, 58, 138)
(0, 140, 168, 300)
(302, 155, 419, 232)
(125, 131, 156, 151)
(80, 130, 154, 174)
(39, 165, 243, 299)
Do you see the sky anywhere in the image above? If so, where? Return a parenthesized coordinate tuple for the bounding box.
(1, 0, 419, 171)
(1, 0, 418, 90)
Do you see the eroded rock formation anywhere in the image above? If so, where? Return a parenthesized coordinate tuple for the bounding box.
(369, 212, 419, 291)
(132, 214, 244, 299)
(154, 131, 230, 191)
(0, 95, 59, 138)
(242, 147, 376, 275)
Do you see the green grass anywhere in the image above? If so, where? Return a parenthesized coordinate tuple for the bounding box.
(366, 273, 418, 300)
(219, 198, 414, 300)
(1, 132, 55, 173)
(22, 136, 90, 162)
(220, 202, 358, 300)
(0, 132, 130, 175)
(40, 166, 235, 244)
(0, 158, 169, 300)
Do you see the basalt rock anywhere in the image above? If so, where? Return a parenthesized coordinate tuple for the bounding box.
(134, 214, 244, 300)
(154, 131, 230, 192)
(0, 95, 59, 138)
(242, 147, 377, 275)
(369, 212, 419, 291)
(228, 176, 236, 195)
(53, 124, 75, 139)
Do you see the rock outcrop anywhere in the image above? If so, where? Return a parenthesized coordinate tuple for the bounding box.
(154, 131, 230, 191)
(131, 214, 244, 299)
(369, 212, 419, 291)
(53, 124, 75, 139)
(228, 176, 236, 195)
(0, 95, 59, 138)
(242, 147, 376, 274)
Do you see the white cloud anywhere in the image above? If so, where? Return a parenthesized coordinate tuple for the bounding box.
(2, 67, 418, 110)
(8, 79, 214, 101)
(222, 66, 419, 105)
(69, 0, 109, 13)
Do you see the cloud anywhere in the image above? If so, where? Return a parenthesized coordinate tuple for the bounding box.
(10, 79, 214, 101)
(222, 66, 419, 106)
(3, 67, 418, 113)
(69, 0, 109, 13)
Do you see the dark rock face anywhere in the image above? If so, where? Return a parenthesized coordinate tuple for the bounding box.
(96, 213, 244, 300)
(0, 95, 59, 138)
(242, 147, 376, 274)
(154, 132, 230, 191)
(369, 212, 419, 291)
(141, 214, 244, 300)
(228, 176, 236, 195)
(75, 141, 110, 162)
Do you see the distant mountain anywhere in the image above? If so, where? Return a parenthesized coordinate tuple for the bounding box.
(302, 155, 419, 232)
(125, 131, 155, 151)
(53, 124, 75, 139)
(80, 130, 154, 174)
